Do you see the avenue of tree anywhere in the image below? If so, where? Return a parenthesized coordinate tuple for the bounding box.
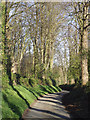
(1, 1, 90, 87)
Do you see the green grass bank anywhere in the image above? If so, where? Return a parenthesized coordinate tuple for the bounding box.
(2, 84, 62, 119)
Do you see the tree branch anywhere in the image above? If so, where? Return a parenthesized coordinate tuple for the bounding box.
(84, 23, 90, 29)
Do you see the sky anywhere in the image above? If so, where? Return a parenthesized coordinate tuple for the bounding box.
(1, 0, 89, 2)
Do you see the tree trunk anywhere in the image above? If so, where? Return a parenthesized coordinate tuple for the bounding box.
(49, 41, 54, 71)
(2, 1, 12, 84)
(81, 4, 89, 85)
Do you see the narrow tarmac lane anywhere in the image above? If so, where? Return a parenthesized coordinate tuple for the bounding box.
(23, 90, 71, 120)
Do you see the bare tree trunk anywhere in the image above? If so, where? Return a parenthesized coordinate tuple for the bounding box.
(50, 41, 54, 71)
(33, 4, 38, 78)
(81, 4, 88, 85)
(68, 24, 72, 84)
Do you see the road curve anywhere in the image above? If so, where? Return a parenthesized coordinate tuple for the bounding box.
(23, 90, 71, 120)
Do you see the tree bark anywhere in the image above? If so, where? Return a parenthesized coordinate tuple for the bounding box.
(81, 4, 89, 85)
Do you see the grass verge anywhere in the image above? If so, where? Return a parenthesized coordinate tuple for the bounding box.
(2, 85, 62, 119)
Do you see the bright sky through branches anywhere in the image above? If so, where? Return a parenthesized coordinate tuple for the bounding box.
(1, 0, 89, 2)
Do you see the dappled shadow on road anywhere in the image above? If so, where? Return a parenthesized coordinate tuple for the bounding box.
(30, 107, 70, 120)
(38, 99, 62, 105)
(42, 92, 69, 100)
(42, 96, 61, 101)
(22, 118, 70, 120)
(22, 91, 71, 120)
(52, 104, 65, 109)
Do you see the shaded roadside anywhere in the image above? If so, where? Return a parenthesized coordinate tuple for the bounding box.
(61, 84, 90, 120)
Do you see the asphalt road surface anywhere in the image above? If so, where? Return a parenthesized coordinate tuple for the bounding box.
(23, 90, 71, 120)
